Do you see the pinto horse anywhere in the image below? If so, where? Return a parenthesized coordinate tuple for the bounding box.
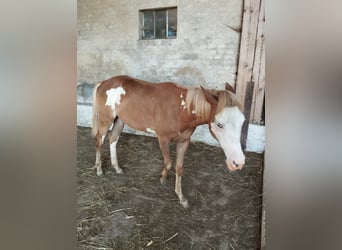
(91, 75, 245, 208)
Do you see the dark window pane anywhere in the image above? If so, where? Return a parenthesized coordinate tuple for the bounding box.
(141, 8, 177, 40)
(155, 10, 166, 39)
(143, 10, 154, 39)
(168, 8, 177, 38)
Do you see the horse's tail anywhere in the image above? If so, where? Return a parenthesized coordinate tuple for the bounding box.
(91, 82, 102, 137)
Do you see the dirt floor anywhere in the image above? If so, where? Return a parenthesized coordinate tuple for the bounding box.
(77, 126, 263, 250)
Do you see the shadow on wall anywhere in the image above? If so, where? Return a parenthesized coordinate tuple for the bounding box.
(175, 66, 206, 85)
(77, 66, 212, 105)
(136, 66, 206, 85)
(77, 82, 94, 104)
(138, 68, 160, 83)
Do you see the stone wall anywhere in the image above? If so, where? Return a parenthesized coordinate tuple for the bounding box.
(77, 0, 243, 91)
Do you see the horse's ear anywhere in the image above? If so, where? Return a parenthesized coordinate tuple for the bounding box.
(225, 82, 235, 93)
(201, 86, 219, 105)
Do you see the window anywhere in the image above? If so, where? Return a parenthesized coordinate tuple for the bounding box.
(140, 7, 177, 39)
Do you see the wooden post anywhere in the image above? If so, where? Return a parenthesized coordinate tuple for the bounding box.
(241, 81, 254, 150)
(234, 2, 265, 248)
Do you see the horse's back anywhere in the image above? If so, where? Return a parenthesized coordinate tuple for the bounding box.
(99, 75, 185, 104)
(97, 75, 187, 134)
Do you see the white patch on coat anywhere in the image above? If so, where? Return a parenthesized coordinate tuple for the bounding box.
(180, 99, 187, 110)
(105, 87, 126, 116)
(210, 106, 245, 165)
(146, 128, 156, 134)
(191, 110, 196, 114)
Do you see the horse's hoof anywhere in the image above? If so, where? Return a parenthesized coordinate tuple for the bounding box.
(115, 167, 124, 174)
(96, 169, 103, 176)
(180, 199, 189, 209)
(160, 177, 167, 185)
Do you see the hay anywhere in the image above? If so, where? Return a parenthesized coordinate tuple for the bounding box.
(77, 126, 264, 249)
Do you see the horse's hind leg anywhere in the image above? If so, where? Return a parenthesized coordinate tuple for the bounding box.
(157, 136, 172, 185)
(94, 126, 108, 176)
(108, 118, 124, 174)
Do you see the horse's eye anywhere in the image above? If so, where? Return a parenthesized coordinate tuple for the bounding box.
(217, 123, 223, 128)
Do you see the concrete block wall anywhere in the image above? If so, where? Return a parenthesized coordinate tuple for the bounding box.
(77, 0, 265, 152)
(77, 0, 243, 88)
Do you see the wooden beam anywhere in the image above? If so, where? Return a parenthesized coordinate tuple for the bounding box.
(251, 0, 265, 124)
(241, 81, 255, 150)
(235, 0, 261, 109)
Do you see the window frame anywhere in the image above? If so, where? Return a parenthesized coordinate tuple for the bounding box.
(140, 7, 177, 40)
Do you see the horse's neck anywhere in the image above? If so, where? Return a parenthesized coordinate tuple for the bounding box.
(188, 103, 216, 127)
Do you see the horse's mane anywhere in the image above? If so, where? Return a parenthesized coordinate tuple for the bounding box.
(185, 88, 243, 118)
(216, 90, 243, 112)
(185, 88, 211, 118)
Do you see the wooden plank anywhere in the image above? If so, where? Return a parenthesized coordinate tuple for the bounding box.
(251, 0, 265, 123)
(235, 0, 261, 109)
(260, 171, 266, 250)
(235, 0, 251, 104)
(252, 40, 265, 124)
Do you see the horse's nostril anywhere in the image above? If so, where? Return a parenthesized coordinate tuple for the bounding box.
(233, 161, 239, 168)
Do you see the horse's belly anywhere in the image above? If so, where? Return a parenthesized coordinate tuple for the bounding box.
(116, 92, 184, 136)
(116, 107, 155, 132)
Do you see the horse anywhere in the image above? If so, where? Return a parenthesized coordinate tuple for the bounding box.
(91, 75, 246, 208)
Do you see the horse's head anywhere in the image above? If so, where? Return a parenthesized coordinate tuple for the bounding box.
(201, 84, 246, 171)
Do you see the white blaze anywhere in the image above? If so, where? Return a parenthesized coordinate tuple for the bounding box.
(210, 107, 245, 165)
(105, 87, 126, 116)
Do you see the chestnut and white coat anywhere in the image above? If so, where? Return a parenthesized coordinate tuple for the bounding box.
(92, 75, 245, 208)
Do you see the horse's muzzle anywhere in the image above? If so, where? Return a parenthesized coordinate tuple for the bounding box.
(226, 160, 244, 171)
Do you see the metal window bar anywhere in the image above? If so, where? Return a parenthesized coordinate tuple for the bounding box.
(153, 10, 156, 39)
(166, 10, 169, 38)
(142, 8, 176, 39)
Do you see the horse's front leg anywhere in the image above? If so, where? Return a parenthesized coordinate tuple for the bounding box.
(157, 136, 171, 185)
(175, 140, 190, 208)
